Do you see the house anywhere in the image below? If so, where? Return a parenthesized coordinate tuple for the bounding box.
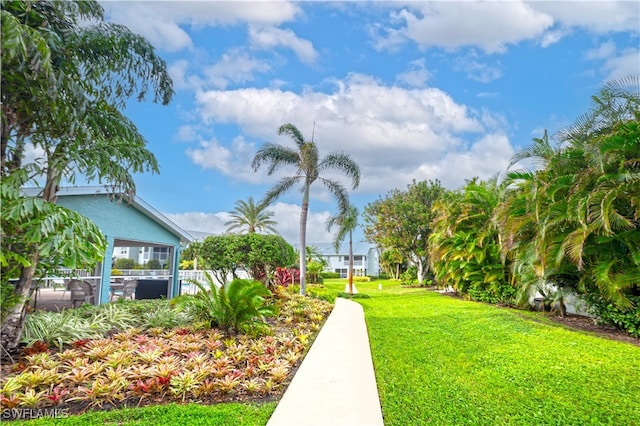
(302, 242, 381, 277)
(22, 186, 192, 304)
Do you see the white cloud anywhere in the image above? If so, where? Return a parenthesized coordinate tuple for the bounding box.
(192, 74, 515, 193)
(165, 211, 229, 236)
(601, 48, 640, 81)
(585, 42, 640, 82)
(396, 58, 432, 88)
(585, 41, 617, 60)
(175, 125, 199, 143)
(532, 1, 640, 34)
(165, 202, 334, 245)
(372, 1, 637, 54)
(429, 132, 515, 188)
(454, 54, 503, 83)
(249, 26, 319, 65)
(168, 60, 206, 91)
(204, 49, 271, 89)
(104, 1, 301, 52)
(377, 2, 553, 54)
(186, 136, 258, 182)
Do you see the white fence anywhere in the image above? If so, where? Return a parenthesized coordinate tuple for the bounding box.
(37, 269, 249, 296)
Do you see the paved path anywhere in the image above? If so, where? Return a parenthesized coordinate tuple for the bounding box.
(267, 297, 384, 426)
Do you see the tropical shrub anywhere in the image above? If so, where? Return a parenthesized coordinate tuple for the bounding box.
(587, 294, 640, 337)
(499, 77, 639, 314)
(1, 291, 332, 417)
(1, 281, 22, 323)
(274, 267, 300, 287)
(113, 258, 136, 270)
(400, 266, 418, 286)
(141, 303, 190, 330)
(320, 272, 340, 279)
(174, 275, 277, 334)
(306, 285, 336, 303)
(145, 259, 162, 270)
(21, 311, 103, 350)
(429, 178, 514, 304)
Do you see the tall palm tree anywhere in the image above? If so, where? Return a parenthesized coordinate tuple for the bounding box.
(326, 205, 359, 294)
(224, 196, 279, 234)
(252, 123, 360, 295)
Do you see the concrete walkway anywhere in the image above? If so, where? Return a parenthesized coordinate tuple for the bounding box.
(267, 297, 384, 426)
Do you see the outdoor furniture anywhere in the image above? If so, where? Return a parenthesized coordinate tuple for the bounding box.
(68, 280, 94, 308)
(110, 279, 137, 301)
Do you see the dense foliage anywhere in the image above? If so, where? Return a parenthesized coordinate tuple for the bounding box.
(363, 77, 639, 335)
(195, 234, 295, 286)
(1, 0, 173, 352)
(429, 177, 514, 304)
(2, 291, 332, 418)
(174, 277, 276, 334)
(363, 179, 444, 285)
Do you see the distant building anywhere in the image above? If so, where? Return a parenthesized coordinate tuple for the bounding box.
(299, 242, 381, 277)
(112, 230, 214, 267)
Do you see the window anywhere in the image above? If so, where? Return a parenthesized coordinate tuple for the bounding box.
(334, 268, 348, 278)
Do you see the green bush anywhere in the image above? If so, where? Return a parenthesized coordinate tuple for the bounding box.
(337, 292, 371, 299)
(1, 280, 22, 323)
(353, 276, 371, 282)
(173, 275, 277, 334)
(145, 259, 162, 270)
(587, 295, 640, 337)
(467, 281, 517, 306)
(113, 258, 136, 269)
(400, 266, 417, 286)
(142, 303, 190, 330)
(307, 285, 337, 303)
(320, 272, 341, 279)
(22, 310, 104, 350)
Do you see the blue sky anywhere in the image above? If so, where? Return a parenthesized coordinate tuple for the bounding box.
(99, 1, 639, 245)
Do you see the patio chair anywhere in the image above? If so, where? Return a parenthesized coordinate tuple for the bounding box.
(110, 279, 137, 301)
(68, 280, 94, 308)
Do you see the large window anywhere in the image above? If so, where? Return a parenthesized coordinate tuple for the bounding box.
(343, 255, 364, 266)
(334, 268, 348, 278)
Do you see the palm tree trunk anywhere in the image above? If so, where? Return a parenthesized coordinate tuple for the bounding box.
(299, 184, 310, 295)
(348, 230, 354, 295)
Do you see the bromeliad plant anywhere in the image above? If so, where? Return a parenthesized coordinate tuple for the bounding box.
(173, 275, 277, 334)
(0, 288, 332, 416)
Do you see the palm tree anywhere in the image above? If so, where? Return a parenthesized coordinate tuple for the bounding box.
(326, 205, 359, 294)
(252, 123, 360, 295)
(498, 76, 640, 310)
(224, 196, 279, 234)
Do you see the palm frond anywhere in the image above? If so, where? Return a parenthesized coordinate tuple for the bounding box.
(262, 176, 302, 206)
(319, 152, 361, 189)
(251, 143, 300, 175)
(278, 123, 306, 148)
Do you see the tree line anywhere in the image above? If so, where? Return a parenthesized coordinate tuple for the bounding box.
(363, 77, 639, 336)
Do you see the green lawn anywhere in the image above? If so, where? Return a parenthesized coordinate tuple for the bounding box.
(325, 279, 640, 425)
(15, 280, 640, 425)
(14, 402, 276, 425)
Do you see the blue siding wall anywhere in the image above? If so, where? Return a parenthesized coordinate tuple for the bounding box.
(56, 194, 182, 304)
(56, 195, 180, 246)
